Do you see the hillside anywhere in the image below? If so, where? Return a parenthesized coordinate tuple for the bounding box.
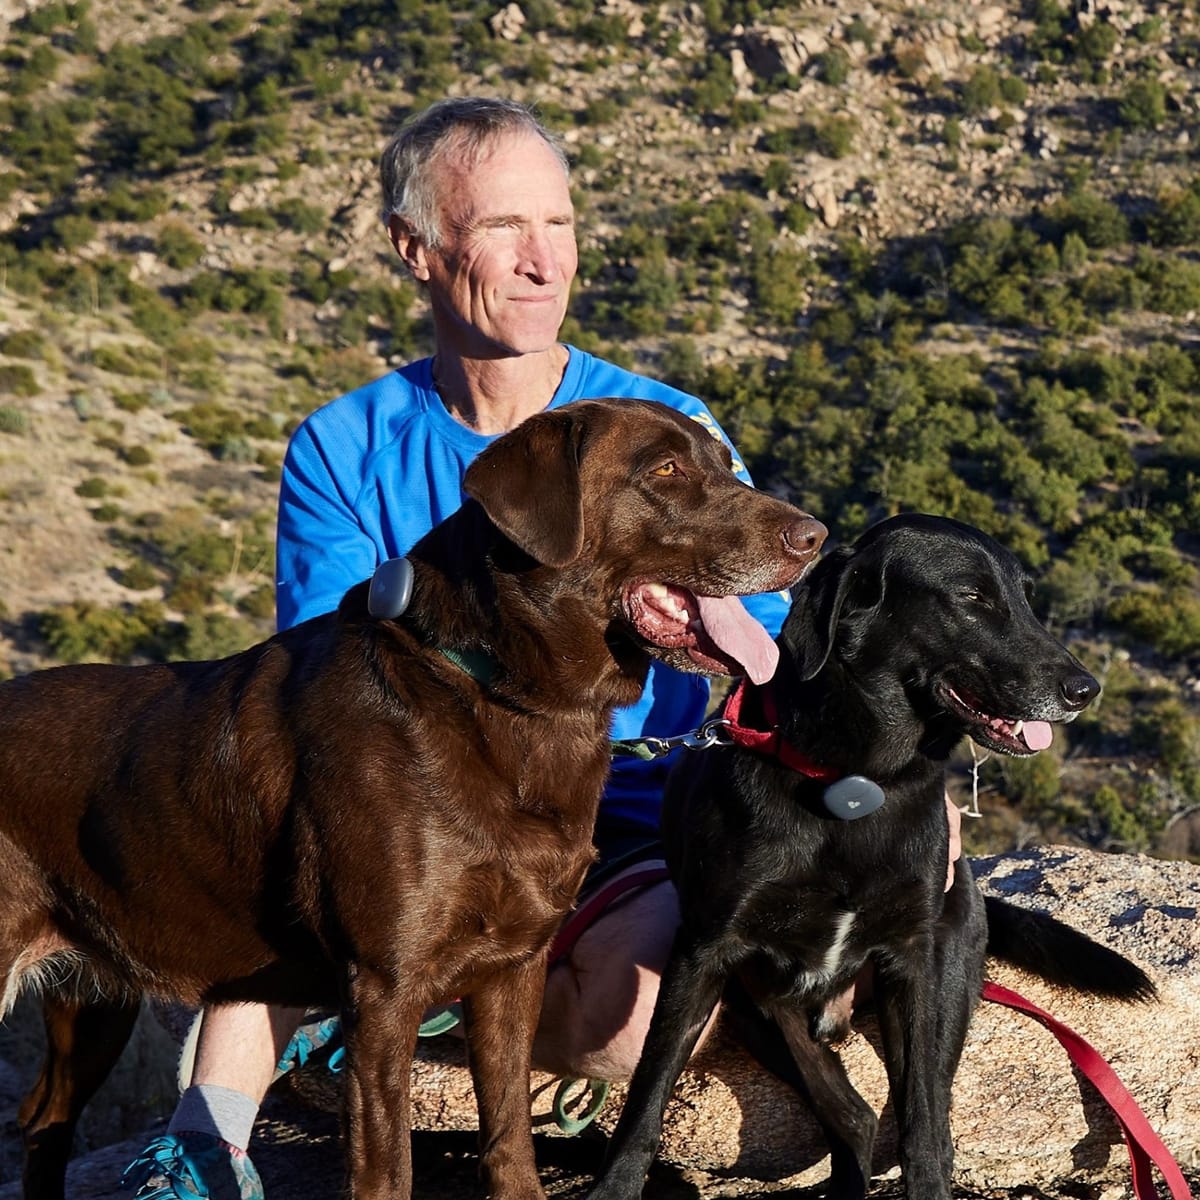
(1, 0, 1199, 858)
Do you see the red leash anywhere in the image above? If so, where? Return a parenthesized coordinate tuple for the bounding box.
(981, 981, 1191, 1200)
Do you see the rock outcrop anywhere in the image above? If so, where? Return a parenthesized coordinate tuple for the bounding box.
(282, 847, 1200, 1192)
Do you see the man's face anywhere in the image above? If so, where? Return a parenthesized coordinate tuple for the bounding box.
(417, 131, 579, 358)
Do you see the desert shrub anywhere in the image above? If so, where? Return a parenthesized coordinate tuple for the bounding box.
(1091, 783, 1150, 850)
(0, 404, 31, 434)
(120, 559, 159, 591)
(231, 207, 278, 230)
(0, 366, 38, 398)
(1071, 20, 1118, 67)
(76, 477, 108, 498)
(1108, 586, 1200, 657)
(1133, 249, 1200, 316)
(157, 222, 205, 269)
(38, 600, 168, 664)
(88, 44, 203, 171)
(1117, 76, 1167, 130)
(765, 116, 857, 159)
(960, 65, 1001, 114)
(688, 51, 736, 112)
(91, 343, 162, 379)
(0, 329, 48, 359)
(236, 583, 275, 620)
(273, 198, 326, 235)
(999, 74, 1028, 105)
(814, 47, 850, 86)
(988, 746, 1063, 811)
(580, 96, 621, 126)
(1144, 184, 1200, 247)
(174, 611, 256, 660)
(761, 157, 791, 195)
(87, 181, 169, 223)
(1040, 190, 1129, 249)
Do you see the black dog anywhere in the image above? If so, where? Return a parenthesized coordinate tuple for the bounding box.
(589, 513, 1155, 1200)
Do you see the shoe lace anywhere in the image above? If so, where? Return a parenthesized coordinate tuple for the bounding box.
(121, 1135, 208, 1197)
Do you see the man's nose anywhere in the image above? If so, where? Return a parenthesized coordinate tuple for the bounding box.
(519, 226, 562, 282)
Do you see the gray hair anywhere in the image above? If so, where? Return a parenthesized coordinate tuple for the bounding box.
(379, 97, 570, 249)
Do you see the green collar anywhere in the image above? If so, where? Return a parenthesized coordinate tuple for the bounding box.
(438, 646, 498, 686)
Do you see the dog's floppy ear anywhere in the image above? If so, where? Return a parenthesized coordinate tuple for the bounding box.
(781, 543, 885, 680)
(463, 409, 585, 567)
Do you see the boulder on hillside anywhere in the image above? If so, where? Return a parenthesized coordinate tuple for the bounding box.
(280, 846, 1198, 1192)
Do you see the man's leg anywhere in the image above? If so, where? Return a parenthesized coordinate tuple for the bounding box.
(533, 880, 719, 1080)
(122, 1003, 304, 1199)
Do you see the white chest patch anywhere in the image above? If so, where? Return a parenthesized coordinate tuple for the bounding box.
(803, 909, 857, 988)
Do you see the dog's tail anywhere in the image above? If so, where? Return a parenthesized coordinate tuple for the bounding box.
(984, 896, 1157, 1002)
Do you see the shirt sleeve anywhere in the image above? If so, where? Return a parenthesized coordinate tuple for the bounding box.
(275, 419, 378, 630)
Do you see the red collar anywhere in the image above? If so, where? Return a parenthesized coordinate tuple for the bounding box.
(720, 679, 840, 781)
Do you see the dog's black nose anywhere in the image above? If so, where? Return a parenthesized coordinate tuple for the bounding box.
(784, 516, 828, 559)
(1061, 670, 1100, 710)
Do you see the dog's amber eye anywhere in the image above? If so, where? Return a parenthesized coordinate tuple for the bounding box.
(652, 461, 678, 477)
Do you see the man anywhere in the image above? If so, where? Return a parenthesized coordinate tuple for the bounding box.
(124, 97, 959, 1199)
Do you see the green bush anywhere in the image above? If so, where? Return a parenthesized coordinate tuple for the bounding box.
(1117, 76, 1167, 129)
(157, 221, 205, 269)
(960, 65, 1001, 114)
(39, 600, 168, 664)
(0, 366, 38, 398)
(1109, 586, 1200, 657)
(76, 476, 108, 498)
(814, 48, 851, 86)
(1145, 184, 1200, 247)
(0, 404, 31, 434)
(0, 329, 48, 359)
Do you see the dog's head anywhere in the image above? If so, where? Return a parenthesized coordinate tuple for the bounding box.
(463, 398, 826, 683)
(780, 513, 1099, 757)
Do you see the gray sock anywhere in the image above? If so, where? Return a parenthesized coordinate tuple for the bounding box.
(167, 1084, 258, 1152)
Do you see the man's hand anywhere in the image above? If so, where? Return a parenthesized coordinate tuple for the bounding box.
(945, 791, 963, 892)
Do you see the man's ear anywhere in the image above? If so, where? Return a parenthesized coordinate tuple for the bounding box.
(388, 215, 429, 281)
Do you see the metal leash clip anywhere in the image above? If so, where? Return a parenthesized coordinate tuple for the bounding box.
(611, 718, 733, 761)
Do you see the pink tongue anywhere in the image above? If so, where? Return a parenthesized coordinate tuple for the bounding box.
(1023, 721, 1053, 751)
(695, 595, 779, 684)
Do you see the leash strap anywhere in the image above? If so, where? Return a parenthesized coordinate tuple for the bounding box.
(550, 860, 670, 964)
(981, 981, 1191, 1200)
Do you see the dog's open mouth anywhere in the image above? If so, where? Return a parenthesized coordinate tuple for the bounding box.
(623, 582, 779, 683)
(938, 682, 1053, 757)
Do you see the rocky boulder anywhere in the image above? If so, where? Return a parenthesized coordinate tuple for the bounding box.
(282, 846, 1198, 1193)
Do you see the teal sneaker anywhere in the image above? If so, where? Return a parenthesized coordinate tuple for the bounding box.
(274, 1013, 343, 1079)
(120, 1132, 264, 1200)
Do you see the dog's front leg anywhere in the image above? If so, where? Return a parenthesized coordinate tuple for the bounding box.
(765, 1003, 877, 1200)
(588, 934, 725, 1200)
(341, 967, 423, 1200)
(874, 940, 951, 1200)
(462, 953, 548, 1200)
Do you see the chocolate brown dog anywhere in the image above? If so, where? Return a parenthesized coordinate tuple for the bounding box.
(590, 514, 1154, 1200)
(0, 398, 825, 1200)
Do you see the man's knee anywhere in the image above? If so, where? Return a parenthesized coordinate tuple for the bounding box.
(533, 881, 717, 1080)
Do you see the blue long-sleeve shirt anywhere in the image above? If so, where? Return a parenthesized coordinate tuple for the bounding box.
(276, 346, 789, 831)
